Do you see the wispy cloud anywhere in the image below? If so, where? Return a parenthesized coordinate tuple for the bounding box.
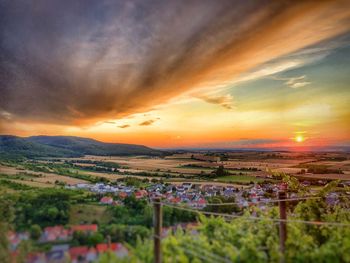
(234, 60, 304, 84)
(198, 138, 283, 148)
(196, 94, 234, 109)
(285, 76, 311, 89)
(199, 38, 348, 95)
(118, 124, 130, 128)
(273, 75, 311, 89)
(0, 110, 12, 121)
(229, 139, 282, 146)
(0, 1, 349, 127)
(139, 120, 156, 126)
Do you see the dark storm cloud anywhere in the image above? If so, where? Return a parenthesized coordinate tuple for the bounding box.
(0, 0, 349, 126)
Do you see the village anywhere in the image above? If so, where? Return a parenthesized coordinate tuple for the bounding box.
(9, 225, 128, 263)
(65, 178, 346, 210)
(7, 177, 347, 263)
(3, 152, 350, 263)
(66, 181, 282, 209)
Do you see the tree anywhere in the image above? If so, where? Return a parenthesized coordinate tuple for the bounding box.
(47, 207, 59, 221)
(214, 165, 228, 177)
(87, 232, 104, 246)
(0, 196, 15, 263)
(29, 224, 42, 240)
(204, 196, 240, 214)
(15, 240, 32, 263)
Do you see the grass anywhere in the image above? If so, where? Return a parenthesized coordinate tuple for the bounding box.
(216, 175, 264, 183)
(0, 179, 35, 190)
(178, 165, 214, 170)
(227, 170, 254, 174)
(69, 204, 112, 225)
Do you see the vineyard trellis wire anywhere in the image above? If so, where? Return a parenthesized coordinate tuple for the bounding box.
(156, 202, 350, 227)
(151, 192, 350, 263)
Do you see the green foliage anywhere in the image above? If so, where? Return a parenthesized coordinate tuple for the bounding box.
(13, 189, 78, 229)
(97, 252, 119, 263)
(0, 135, 79, 158)
(281, 174, 306, 193)
(0, 222, 11, 263)
(109, 182, 350, 263)
(0, 195, 15, 263)
(29, 224, 42, 240)
(108, 196, 196, 228)
(101, 224, 151, 245)
(0, 179, 33, 190)
(108, 196, 153, 227)
(214, 165, 229, 177)
(69, 204, 111, 225)
(72, 231, 104, 246)
(0, 195, 15, 224)
(15, 240, 32, 263)
(204, 196, 240, 214)
(162, 206, 197, 227)
(115, 203, 350, 263)
(0, 135, 164, 158)
(120, 177, 146, 188)
(215, 175, 264, 184)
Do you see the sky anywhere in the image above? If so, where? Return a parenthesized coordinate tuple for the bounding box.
(0, 0, 350, 149)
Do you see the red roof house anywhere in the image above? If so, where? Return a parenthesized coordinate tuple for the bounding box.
(69, 246, 89, 262)
(119, 192, 128, 199)
(100, 196, 114, 204)
(71, 224, 98, 233)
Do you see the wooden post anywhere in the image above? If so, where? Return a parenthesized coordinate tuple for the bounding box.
(153, 197, 162, 263)
(106, 234, 111, 260)
(107, 235, 111, 250)
(278, 191, 287, 263)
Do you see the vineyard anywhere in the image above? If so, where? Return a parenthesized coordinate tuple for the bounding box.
(1, 175, 350, 262)
(99, 181, 350, 263)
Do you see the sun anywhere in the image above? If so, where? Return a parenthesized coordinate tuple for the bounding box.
(295, 135, 304, 143)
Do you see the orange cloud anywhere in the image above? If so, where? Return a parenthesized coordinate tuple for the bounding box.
(139, 120, 156, 126)
(118, 124, 130, 129)
(196, 94, 234, 109)
(1, 1, 349, 131)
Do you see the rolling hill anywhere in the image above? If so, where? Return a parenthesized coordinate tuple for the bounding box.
(0, 135, 164, 158)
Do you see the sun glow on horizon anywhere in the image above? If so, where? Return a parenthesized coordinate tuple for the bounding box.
(295, 135, 304, 143)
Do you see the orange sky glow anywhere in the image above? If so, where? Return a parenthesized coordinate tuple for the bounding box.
(0, 1, 349, 149)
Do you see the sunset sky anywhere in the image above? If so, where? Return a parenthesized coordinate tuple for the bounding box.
(0, 0, 349, 149)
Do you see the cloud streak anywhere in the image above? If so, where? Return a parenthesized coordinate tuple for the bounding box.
(139, 120, 156, 126)
(118, 124, 130, 129)
(273, 75, 311, 89)
(285, 75, 311, 89)
(196, 94, 234, 109)
(198, 138, 283, 148)
(0, 0, 349, 128)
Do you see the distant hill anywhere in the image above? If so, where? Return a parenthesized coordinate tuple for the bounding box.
(0, 135, 164, 158)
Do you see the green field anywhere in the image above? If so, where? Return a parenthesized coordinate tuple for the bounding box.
(216, 175, 264, 183)
(69, 204, 112, 225)
(178, 165, 214, 170)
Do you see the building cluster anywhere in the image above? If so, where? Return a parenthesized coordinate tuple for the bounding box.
(40, 224, 98, 243)
(23, 243, 128, 263)
(8, 179, 345, 263)
(65, 181, 296, 210)
(66, 180, 345, 211)
(9, 224, 128, 263)
(66, 183, 135, 195)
